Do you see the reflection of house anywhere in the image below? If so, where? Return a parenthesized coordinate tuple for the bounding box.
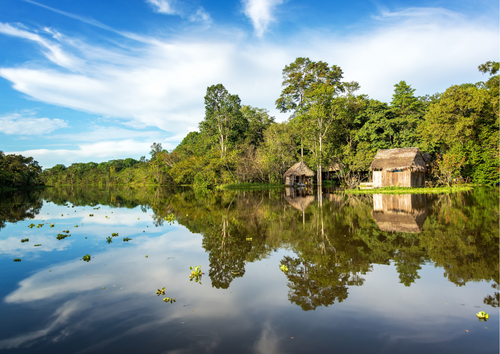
(284, 188, 315, 212)
(370, 148, 426, 188)
(372, 194, 427, 233)
(284, 161, 314, 186)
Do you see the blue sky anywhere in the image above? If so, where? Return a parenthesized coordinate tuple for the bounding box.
(0, 0, 498, 168)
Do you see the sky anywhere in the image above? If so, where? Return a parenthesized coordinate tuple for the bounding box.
(0, 0, 498, 168)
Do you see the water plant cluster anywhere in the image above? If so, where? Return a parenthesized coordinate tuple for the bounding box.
(56, 233, 71, 240)
(189, 265, 203, 284)
(477, 311, 489, 321)
(164, 213, 176, 225)
(82, 254, 91, 262)
(21, 238, 29, 243)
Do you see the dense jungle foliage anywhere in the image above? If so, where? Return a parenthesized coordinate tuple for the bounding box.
(2, 186, 498, 309)
(25, 59, 500, 188)
(0, 151, 43, 190)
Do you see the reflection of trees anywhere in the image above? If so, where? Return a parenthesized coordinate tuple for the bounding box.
(483, 283, 499, 308)
(203, 217, 251, 289)
(282, 255, 350, 311)
(0, 191, 43, 230)
(33, 185, 500, 309)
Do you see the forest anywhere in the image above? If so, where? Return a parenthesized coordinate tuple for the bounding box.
(3, 59, 499, 190)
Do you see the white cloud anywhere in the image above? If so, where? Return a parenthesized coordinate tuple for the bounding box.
(146, 0, 211, 24)
(146, 0, 177, 15)
(0, 111, 68, 135)
(189, 7, 212, 24)
(242, 0, 283, 37)
(0, 23, 82, 70)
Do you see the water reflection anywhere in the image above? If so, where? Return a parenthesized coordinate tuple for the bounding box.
(372, 194, 427, 233)
(1, 187, 498, 306)
(0, 186, 498, 353)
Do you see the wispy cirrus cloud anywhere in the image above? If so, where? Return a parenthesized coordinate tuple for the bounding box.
(146, 0, 211, 24)
(146, 0, 178, 15)
(0, 111, 68, 135)
(242, 0, 283, 37)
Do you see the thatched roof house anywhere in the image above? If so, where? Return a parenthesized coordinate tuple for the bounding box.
(370, 148, 426, 188)
(284, 161, 314, 185)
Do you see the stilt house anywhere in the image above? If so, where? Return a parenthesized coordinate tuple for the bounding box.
(370, 148, 426, 188)
(284, 161, 314, 186)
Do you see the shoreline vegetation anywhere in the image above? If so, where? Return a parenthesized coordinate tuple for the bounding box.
(1, 59, 498, 192)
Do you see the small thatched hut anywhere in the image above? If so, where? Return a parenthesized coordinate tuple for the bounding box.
(284, 161, 314, 186)
(370, 148, 426, 188)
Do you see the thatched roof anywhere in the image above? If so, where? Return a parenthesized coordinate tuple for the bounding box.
(285, 195, 316, 212)
(284, 161, 315, 177)
(370, 147, 426, 172)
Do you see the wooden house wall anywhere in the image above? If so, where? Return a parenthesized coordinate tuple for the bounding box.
(373, 171, 382, 188)
(285, 175, 313, 186)
(380, 170, 411, 187)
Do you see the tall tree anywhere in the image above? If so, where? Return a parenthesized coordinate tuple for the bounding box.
(275, 57, 344, 115)
(200, 84, 247, 158)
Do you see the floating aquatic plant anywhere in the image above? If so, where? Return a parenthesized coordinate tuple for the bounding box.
(280, 264, 289, 272)
(82, 254, 91, 262)
(37, 224, 44, 228)
(163, 297, 176, 304)
(123, 237, 132, 242)
(28, 223, 35, 228)
(89, 214, 94, 217)
(106, 236, 113, 244)
(74, 225, 78, 228)
(14, 258, 21, 262)
(21, 238, 29, 243)
(34, 244, 41, 247)
(189, 265, 203, 284)
(164, 213, 176, 225)
(50, 224, 54, 227)
(63, 230, 70, 233)
(156, 287, 166, 296)
(56, 233, 70, 240)
(112, 232, 119, 237)
(477, 311, 489, 321)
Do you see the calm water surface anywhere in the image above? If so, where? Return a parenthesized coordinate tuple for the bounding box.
(0, 186, 498, 354)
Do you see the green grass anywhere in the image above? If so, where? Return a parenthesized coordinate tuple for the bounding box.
(217, 183, 284, 191)
(345, 185, 473, 194)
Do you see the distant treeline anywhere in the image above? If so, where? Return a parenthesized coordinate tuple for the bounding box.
(26, 59, 500, 188)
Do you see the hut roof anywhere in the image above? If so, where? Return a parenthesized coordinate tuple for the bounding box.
(284, 161, 315, 177)
(370, 147, 426, 172)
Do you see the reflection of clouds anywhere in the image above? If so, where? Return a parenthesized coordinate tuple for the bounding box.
(0, 235, 72, 256)
(253, 321, 281, 354)
(0, 298, 90, 349)
(31, 205, 152, 227)
(0, 229, 253, 350)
